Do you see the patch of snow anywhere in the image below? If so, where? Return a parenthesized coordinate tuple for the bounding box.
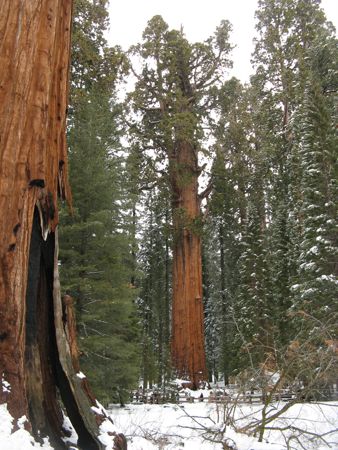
(307, 245, 319, 255)
(98, 418, 118, 449)
(95, 399, 107, 414)
(317, 274, 338, 284)
(17, 416, 28, 429)
(76, 371, 86, 379)
(316, 236, 330, 244)
(91, 405, 102, 415)
(0, 404, 53, 449)
(0, 403, 13, 436)
(300, 262, 316, 270)
(301, 288, 317, 297)
(173, 378, 192, 385)
(1, 376, 11, 393)
(62, 414, 78, 446)
(290, 284, 300, 291)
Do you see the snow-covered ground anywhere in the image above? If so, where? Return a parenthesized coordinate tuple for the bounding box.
(0, 404, 52, 450)
(1, 400, 337, 449)
(110, 401, 338, 450)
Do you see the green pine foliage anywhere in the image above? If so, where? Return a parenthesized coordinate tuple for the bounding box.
(202, 0, 337, 383)
(234, 199, 273, 368)
(291, 72, 338, 322)
(206, 147, 245, 380)
(137, 190, 172, 389)
(59, 0, 139, 405)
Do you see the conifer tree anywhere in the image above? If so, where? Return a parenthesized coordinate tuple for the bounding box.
(206, 79, 251, 379)
(137, 189, 171, 389)
(203, 0, 337, 381)
(290, 35, 338, 324)
(250, 0, 335, 349)
(129, 15, 233, 387)
(59, 0, 139, 404)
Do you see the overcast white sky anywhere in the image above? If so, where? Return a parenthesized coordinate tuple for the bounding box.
(107, 0, 337, 82)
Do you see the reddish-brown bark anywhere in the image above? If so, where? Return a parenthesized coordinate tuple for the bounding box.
(0, 0, 72, 416)
(170, 140, 207, 388)
(0, 2, 121, 449)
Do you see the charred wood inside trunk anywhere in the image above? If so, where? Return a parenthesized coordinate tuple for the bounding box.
(25, 208, 101, 450)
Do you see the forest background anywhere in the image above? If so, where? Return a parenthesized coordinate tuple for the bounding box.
(59, 0, 338, 405)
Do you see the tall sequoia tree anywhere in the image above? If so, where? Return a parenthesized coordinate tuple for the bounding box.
(0, 2, 124, 449)
(129, 16, 232, 387)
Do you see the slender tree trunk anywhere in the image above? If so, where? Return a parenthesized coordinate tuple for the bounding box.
(219, 223, 230, 384)
(130, 204, 137, 287)
(158, 206, 171, 387)
(170, 140, 207, 388)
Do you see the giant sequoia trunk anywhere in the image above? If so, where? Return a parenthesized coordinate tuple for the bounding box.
(170, 140, 207, 388)
(0, 2, 123, 449)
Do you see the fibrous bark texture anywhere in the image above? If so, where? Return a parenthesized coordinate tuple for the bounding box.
(0, 0, 71, 413)
(170, 140, 207, 388)
(0, 1, 112, 449)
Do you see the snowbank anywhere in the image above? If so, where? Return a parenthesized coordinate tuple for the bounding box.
(1, 400, 337, 449)
(109, 401, 338, 450)
(0, 404, 52, 449)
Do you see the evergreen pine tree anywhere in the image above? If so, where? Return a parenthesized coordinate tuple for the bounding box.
(59, 0, 139, 405)
(291, 42, 338, 323)
(137, 189, 172, 389)
(250, 0, 335, 350)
